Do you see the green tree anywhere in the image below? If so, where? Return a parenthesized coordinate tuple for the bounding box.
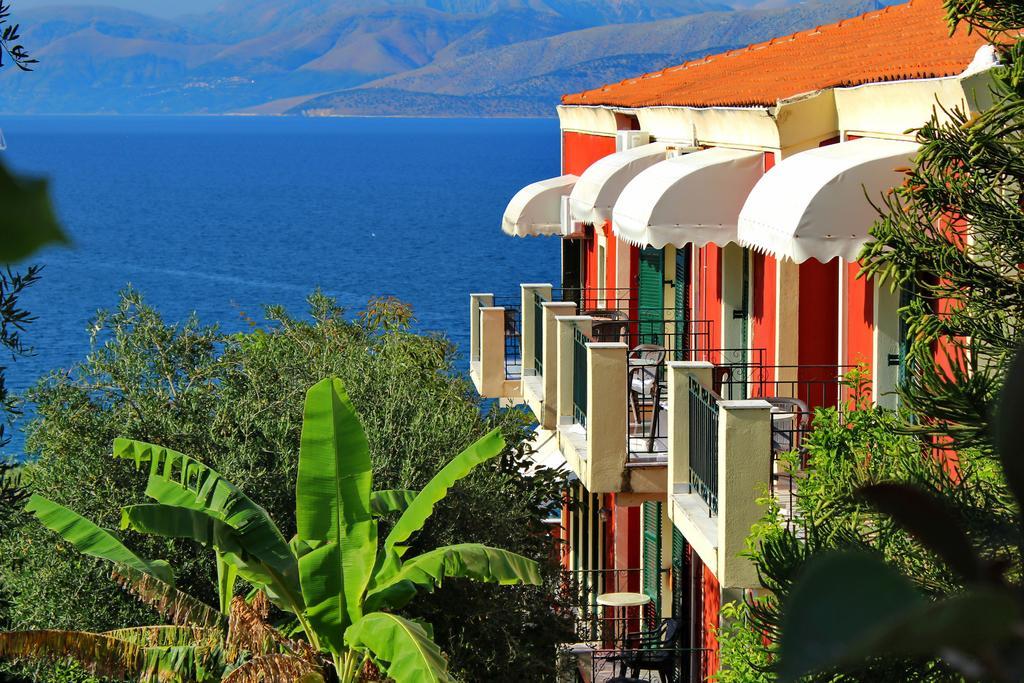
(2, 380, 543, 681)
(1, 291, 571, 681)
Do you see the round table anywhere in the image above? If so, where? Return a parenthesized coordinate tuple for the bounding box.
(596, 592, 651, 651)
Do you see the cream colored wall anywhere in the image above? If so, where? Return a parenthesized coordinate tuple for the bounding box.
(557, 72, 996, 160)
(557, 105, 619, 136)
(835, 71, 995, 138)
(557, 90, 837, 158)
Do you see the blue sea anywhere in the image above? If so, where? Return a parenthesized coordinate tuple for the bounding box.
(0, 116, 561, 454)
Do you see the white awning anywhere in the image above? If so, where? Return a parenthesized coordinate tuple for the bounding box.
(737, 138, 919, 263)
(612, 147, 764, 249)
(569, 142, 668, 225)
(501, 174, 578, 237)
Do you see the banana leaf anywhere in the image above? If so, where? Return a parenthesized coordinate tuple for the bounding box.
(113, 439, 295, 585)
(377, 428, 504, 579)
(110, 565, 225, 629)
(296, 378, 377, 654)
(120, 503, 302, 613)
(370, 490, 418, 516)
(104, 626, 220, 648)
(345, 613, 452, 683)
(0, 630, 143, 680)
(365, 543, 541, 611)
(25, 494, 174, 584)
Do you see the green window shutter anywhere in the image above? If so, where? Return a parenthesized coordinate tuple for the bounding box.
(671, 526, 686, 621)
(671, 527, 688, 681)
(638, 247, 664, 344)
(642, 501, 663, 628)
(674, 246, 691, 360)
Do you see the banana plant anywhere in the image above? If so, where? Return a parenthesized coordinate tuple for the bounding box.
(1, 496, 328, 681)
(117, 376, 542, 682)
(0, 496, 230, 681)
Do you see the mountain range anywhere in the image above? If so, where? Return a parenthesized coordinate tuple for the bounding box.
(1, 0, 895, 116)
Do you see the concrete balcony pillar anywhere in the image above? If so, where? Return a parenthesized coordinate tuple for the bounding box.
(667, 361, 715, 495)
(717, 399, 772, 591)
(469, 293, 493, 363)
(478, 306, 506, 398)
(555, 315, 592, 426)
(520, 283, 553, 376)
(586, 342, 628, 492)
(539, 302, 577, 428)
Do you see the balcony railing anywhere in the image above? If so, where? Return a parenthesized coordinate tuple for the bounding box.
(533, 290, 545, 375)
(573, 325, 589, 427)
(688, 377, 720, 516)
(745, 364, 854, 530)
(561, 567, 711, 683)
(492, 296, 522, 380)
(561, 568, 646, 643)
(558, 286, 634, 312)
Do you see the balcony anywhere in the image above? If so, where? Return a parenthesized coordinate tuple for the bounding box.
(666, 362, 848, 593)
(468, 292, 525, 401)
(560, 568, 710, 683)
(468, 285, 621, 403)
(552, 311, 753, 496)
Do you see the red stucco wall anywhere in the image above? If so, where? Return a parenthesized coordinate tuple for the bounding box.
(845, 261, 874, 368)
(696, 244, 724, 351)
(562, 131, 617, 176)
(703, 563, 721, 677)
(798, 258, 840, 407)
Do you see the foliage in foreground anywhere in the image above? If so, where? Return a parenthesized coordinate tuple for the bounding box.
(0, 292, 571, 681)
(1, 378, 543, 681)
(718, 400, 1009, 681)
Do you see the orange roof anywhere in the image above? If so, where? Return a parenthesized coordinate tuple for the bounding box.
(562, 0, 987, 109)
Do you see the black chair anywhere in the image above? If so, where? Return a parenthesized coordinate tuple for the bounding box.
(611, 618, 680, 683)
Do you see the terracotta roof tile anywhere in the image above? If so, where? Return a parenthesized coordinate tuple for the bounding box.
(561, 0, 987, 109)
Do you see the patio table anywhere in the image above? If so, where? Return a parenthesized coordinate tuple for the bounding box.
(596, 592, 652, 678)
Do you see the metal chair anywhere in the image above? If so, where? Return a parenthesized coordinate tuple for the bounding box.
(584, 308, 626, 321)
(592, 319, 628, 343)
(607, 618, 680, 683)
(628, 344, 667, 453)
(761, 396, 810, 455)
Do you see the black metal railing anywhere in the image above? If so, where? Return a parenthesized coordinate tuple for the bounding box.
(561, 568, 646, 643)
(581, 645, 713, 683)
(624, 344, 755, 463)
(688, 377, 720, 516)
(558, 286, 634, 312)
(533, 290, 545, 375)
(749, 364, 854, 532)
(573, 326, 589, 427)
(493, 297, 522, 380)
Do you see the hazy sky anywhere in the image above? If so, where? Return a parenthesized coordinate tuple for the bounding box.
(14, 0, 220, 17)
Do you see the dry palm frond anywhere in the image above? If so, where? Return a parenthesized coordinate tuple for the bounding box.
(226, 596, 317, 664)
(112, 564, 225, 629)
(0, 629, 143, 679)
(139, 643, 223, 683)
(251, 590, 270, 619)
(222, 653, 325, 683)
(105, 625, 221, 649)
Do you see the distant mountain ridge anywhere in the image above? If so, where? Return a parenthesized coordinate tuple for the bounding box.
(0, 0, 896, 115)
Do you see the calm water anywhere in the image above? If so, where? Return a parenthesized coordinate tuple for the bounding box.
(1, 116, 561, 453)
